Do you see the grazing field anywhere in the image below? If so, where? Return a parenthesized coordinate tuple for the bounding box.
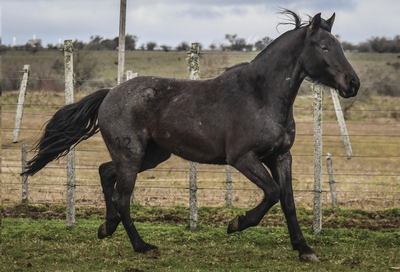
(1, 204, 400, 271)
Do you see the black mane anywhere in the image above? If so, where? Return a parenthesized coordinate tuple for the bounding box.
(277, 9, 307, 30)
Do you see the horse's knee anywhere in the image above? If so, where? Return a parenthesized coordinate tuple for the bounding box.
(264, 184, 280, 205)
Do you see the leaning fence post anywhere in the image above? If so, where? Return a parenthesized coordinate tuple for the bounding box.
(13, 64, 30, 143)
(225, 165, 233, 207)
(330, 88, 352, 159)
(64, 40, 76, 229)
(21, 141, 28, 203)
(124, 70, 139, 204)
(313, 84, 323, 235)
(326, 153, 339, 209)
(187, 42, 200, 231)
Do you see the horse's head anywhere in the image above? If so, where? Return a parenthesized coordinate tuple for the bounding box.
(301, 13, 360, 98)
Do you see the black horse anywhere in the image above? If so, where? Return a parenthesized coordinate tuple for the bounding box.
(24, 10, 359, 262)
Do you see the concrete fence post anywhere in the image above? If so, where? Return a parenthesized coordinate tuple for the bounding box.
(13, 64, 30, 143)
(187, 42, 200, 231)
(64, 40, 76, 229)
(326, 153, 339, 209)
(21, 141, 28, 203)
(117, 0, 127, 85)
(225, 165, 233, 207)
(330, 88, 353, 159)
(313, 84, 323, 235)
(125, 70, 138, 83)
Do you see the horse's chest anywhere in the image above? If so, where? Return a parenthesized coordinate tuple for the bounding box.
(257, 124, 295, 158)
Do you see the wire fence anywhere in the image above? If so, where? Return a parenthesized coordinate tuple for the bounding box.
(1, 49, 400, 211)
(3, 108, 400, 210)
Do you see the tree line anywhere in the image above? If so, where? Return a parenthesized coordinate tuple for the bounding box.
(339, 35, 400, 53)
(2, 34, 400, 53)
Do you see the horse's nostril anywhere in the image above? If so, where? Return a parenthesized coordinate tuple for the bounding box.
(349, 78, 359, 92)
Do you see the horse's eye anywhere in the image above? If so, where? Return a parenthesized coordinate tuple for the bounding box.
(320, 45, 329, 52)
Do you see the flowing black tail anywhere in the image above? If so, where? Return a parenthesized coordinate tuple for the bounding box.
(24, 88, 111, 176)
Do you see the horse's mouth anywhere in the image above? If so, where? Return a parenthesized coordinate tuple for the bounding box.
(337, 86, 358, 98)
(337, 78, 359, 98)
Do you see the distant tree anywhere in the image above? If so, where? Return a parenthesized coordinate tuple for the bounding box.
(369, 37, 391, 53)
(358, 42, 371, 53)
(393, 35, 400, 52)
(160, 45, 172, 52)
(73, 39, 86, 50)
(224, 34, 247, 51)
(46, 43, 59, 50)
(25, 42, 41, 55)
(176, 42, 190, 51)
(341, 41, 358, 52)
(209, 43, 217, 50)
(100, 38, 118, 50)
(146, 42, 157, 50)
(125, 34, 138, 50)
(245, 44, 254, 51)
(86, 35, 104, 50)
(255, 36, 274, 51)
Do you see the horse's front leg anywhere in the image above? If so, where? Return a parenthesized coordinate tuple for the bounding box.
(269, 152, 319, 262)
(227, 152, 280, 233)
(97, 161, 121, 239)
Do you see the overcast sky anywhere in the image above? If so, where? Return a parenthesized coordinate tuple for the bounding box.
(2, 0, 399, 49)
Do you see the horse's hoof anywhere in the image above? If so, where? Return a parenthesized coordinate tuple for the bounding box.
(227, 216, 240, 234)
(145, 247, 160, 256)
(299, 253, 319, 262)
(98, 222, 108, 239)
(136, 243, 160, 256)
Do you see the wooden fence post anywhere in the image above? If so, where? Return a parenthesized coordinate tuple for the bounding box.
(21, 141, 28, 203)
(330, 88, 352, 159)
(13, 64, 30, 143)
(326, 153, 339, 209)
(187, 43, 200, 231)
(225, 165, 233, 207)
(64, 40, 76, 229)
(313, 84, 323, 235)
(117, 0, 127, 85)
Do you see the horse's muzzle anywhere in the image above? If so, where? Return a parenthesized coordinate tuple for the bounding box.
(339, 76, 360, 98)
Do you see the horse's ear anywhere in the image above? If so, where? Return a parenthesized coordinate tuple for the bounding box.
(325, 13, 335, 32)
(309, 13, 321, 32)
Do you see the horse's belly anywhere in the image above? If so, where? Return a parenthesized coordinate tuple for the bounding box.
(151, 127, 226, 164)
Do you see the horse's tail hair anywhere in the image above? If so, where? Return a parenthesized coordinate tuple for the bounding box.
(23, 88, 111, 176)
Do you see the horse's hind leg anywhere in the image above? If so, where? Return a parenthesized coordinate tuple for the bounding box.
(98, 142, 171, 240)
(112, 144, 160, 253)
(227, 152, 280, 233)
(97, 161, 121, 239)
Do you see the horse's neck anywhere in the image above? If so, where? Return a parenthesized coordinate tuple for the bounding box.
(250, 29, 306, 111)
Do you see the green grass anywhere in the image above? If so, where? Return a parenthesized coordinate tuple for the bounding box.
(2, 205, 400, 271)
